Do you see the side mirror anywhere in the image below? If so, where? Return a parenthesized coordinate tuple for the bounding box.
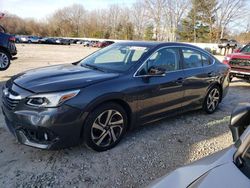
(148, 66, 166, 76)
(229, 103, 250, 142)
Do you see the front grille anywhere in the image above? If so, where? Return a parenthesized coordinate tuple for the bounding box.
(229, 58, 250, 67)
(2, 89, 21, 110)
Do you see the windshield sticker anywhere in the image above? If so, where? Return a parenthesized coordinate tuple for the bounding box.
(129, 46, 148, 51)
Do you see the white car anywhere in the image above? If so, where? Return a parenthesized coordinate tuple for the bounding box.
(149, 103, 250, 188)
(83, 41, 91, 47)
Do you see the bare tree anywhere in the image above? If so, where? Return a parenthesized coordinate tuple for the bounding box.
(144, 0, 167, 41)
(130, 0, 147, 40)
(164, 0, 190, 41)
(215, 0, 247, 40)
(48, 4, 85, 37)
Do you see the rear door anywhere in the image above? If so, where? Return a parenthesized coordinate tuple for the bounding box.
(180, 47, 215, 110)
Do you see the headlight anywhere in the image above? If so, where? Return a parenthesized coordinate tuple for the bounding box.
(224, 56, 231, 61)
(26, 90, 80, 107)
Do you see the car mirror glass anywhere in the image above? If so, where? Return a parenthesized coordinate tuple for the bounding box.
(234, 126, 250, 162)
(229, 103, 250, 142)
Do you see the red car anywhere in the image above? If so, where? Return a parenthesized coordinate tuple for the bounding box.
(223, 43, 250, 82)
(97, 41, 114, 48)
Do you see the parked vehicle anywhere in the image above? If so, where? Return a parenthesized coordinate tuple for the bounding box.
(149, 103, 250, 188)
(1, 42, 230, 151)
(218, 38, 229, 48)
(40, 37, 57, 44)
(228, 39, 238, 48)
(0, 26, 17, 70)
(218, 38, 238, 49)
(69, 39, 79, 44)
(27, 36, 42, 43)
(17, 36, 29, 43)
(97, 40, 115, 48)
(83, 41, 91, 47)
(55, 38, 70, 45)
(76, 40, 84, 44)
(223, 43, 250, 82)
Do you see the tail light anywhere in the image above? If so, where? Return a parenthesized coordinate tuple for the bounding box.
(9, 36, 16, 42)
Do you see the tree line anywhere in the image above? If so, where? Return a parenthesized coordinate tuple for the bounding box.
(1, 0, 249, 43)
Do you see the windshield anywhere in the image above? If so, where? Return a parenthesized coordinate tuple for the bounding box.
(241, 45, 250, 53)
(80, 44, 149, 72)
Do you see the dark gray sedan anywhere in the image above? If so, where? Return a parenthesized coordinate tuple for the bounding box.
(2, 42, 230, 151)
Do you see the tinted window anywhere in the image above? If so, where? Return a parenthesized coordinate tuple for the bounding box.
(182, 49, 202, 69)
(147, 48, 180, 72)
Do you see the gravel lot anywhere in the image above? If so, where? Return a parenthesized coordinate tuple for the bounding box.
(0, 44, 249, 188)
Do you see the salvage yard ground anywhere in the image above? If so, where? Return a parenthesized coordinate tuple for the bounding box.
(0, 44, 249, 187)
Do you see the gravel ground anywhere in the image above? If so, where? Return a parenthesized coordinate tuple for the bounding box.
(0, 44, 249, 188)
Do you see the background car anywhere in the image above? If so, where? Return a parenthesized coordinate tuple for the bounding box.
(97, 40, 115, 48)
(17, 35, 29, 43)
(27, 36, 42, 43)
(0, 26, 17, 70)
(218, 38, 229, 48)
(218, 38, 238, 49)
(223, 43, 250, 82)
(40, 37, 57, 44)
(83, 41, 91, 47)
(76, 40, 84, 44)
(55, 38, 71, 45)
(228, 39, 238, 48)
(149, 103, 250, 188)
(2, 42, 230, 151)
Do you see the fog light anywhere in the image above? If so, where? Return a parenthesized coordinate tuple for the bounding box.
(44, 133, 48, 141)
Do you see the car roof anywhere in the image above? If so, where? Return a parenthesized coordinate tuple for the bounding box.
(115, 41, 203, 49)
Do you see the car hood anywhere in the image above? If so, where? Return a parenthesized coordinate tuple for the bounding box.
(230, 53, 250, 59)
(12, 64, 119, 93)
(149, 147, 237, 188)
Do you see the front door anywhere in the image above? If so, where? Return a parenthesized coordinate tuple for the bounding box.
(135, 47, 185, 123)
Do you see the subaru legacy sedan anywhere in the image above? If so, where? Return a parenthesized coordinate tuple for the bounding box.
(1, 42, 230, 151)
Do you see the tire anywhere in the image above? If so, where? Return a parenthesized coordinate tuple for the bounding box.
(203, 85, 222, 114)
(83, 102, 128, 152)
(0, 50, 11, 71)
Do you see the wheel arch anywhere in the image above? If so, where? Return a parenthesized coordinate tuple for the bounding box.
(206, 82, 223, 102)
(0, 46, 11, 57)
(79, 95, 134, 139)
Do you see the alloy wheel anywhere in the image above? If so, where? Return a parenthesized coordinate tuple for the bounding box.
(0, 52, 9, 69)
(91, 109, 124, 147)
(206, 88, 220, 112)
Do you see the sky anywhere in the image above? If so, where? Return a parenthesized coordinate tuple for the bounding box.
(0, 0, 136, 20)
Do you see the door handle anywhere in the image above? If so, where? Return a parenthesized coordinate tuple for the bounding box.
(175, 77, 184, 84)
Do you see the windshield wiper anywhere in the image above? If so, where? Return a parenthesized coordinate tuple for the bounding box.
(82, 63, 105, 72)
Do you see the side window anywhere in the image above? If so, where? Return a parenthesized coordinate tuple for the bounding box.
(147, 48, 180, 72)
(202, 53, 212, 66)
(182, 48, 202, 69)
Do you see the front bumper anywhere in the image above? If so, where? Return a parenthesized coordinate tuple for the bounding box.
(2, 102, 88, 150)
(230, 70, 250, 80)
